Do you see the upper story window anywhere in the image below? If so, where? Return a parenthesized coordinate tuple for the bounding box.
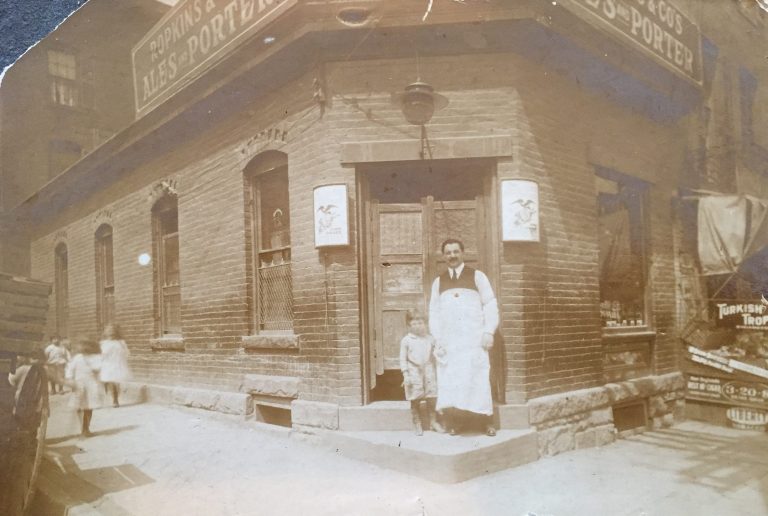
(54, 243, 69, 337)
(95, 224, 115, 330)
(245, 151, 293, 332)
(47, 50, 94, 109)
(597, 171, 650, 330)
(152, 196, 181, 336)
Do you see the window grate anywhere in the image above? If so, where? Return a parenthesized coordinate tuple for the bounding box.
(258, 255, 292, 331)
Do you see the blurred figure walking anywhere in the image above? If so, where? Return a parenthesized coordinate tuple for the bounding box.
(65, 336, 103, 437)
(99, 324, 131, 408)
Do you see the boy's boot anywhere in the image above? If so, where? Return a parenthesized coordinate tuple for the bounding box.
(426, 398, 445, 433)
(410, 400, 424, 436)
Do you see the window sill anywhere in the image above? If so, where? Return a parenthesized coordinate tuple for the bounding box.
(150, 335, 185, 351)
(242, 333, 299, 350)
(602, 328, 656, 343)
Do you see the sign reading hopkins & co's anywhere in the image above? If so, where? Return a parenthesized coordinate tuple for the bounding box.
(558, 0, 702, 85)
(132, 0, 297, 117)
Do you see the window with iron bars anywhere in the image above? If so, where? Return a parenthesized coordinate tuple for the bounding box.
(246, 152, 293, 332)
(95, 224, 115, 331)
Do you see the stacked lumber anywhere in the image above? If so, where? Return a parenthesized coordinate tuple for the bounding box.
(0, 273, 51, 355)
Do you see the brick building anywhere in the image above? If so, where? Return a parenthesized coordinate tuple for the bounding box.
(4, 0, 768, 454)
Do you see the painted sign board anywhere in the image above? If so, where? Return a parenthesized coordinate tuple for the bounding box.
(686, 374, 768, 408)
(712, 300, 768, 330)
(558, 0, 702, 85)
(132, 0, 297, 117)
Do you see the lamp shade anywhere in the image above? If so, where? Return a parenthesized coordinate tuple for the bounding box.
(392, 81, 448, 126)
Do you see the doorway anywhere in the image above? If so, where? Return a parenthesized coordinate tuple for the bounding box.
(358, 160, 493, 402)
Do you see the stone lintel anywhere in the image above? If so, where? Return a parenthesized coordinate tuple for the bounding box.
(242, 333, 299, 350)
(150, 336, 185, 351)
(341, 135, 513, 164)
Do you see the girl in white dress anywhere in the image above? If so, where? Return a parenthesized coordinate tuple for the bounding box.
(99, 324, 131, 407)
(65, 337, 103, 437)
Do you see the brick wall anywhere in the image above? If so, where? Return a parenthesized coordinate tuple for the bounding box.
(29, 49, 691, 407)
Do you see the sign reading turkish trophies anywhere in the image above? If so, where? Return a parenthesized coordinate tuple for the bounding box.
(313, 184, 349, 248)
(501, 179, 540, 242)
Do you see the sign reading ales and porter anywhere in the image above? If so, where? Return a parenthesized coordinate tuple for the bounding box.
(132, 0, 297, 117)
(559, 0, 702, 84)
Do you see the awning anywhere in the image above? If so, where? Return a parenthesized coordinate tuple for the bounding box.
(698, 195, 768, 275)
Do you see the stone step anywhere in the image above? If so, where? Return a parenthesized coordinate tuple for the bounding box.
(338, 401, 529, 431)
(299, 428, 539, 483)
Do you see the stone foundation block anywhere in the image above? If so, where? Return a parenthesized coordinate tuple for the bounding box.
(537, 424, 575, 457)
(648, 395, 668, 417)
(291, 399, 339, 430)
(144, 384, 173, 404)
(118, 382, 147, 405)
(242, 374, 299, 398)
(574, 428, 598, 450)
(529, 387, 609, 426)
(594, 424, 617, 446)
(171, 386, 252, 415)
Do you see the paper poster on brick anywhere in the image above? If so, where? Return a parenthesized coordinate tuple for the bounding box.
(314, 184, 349, 248)
(501, 179, 540, 242)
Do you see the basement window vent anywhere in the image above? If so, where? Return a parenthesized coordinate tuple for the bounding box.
(612, 401, 648, 433)
(253, 403, 292, 428)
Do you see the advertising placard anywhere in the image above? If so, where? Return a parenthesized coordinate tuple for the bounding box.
(501, 180, 540, 242)
(313, 184, 349, 248)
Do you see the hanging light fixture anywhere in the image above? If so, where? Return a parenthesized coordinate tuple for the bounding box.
(392, 79, 448, 159)
(393, 79, 448, 126)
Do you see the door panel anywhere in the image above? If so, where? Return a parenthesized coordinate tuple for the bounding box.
(371, 203, 427, 373)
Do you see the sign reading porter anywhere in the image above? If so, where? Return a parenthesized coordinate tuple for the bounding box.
(132, 0, 297, 117)
(559, 0, 702, 84)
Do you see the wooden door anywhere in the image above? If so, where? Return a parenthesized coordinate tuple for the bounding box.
(370, 201, 429, 373)
(368, 196, 487, 376)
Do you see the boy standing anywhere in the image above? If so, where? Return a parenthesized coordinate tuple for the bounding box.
(399, 309, 444, 436)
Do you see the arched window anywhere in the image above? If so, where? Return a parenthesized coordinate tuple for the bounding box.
(245, 151, 293, 332)
(54, 243, 69, 337)
(152, 195, 181, 335)
(95, 224, 115, 330)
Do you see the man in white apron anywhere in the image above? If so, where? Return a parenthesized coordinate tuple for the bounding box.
(429, 238, 499, 436)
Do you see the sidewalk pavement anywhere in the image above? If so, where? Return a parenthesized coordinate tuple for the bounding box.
(31, 395, 768, 516)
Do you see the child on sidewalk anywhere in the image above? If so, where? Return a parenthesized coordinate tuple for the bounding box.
(44, 336, 70, 395)
(99, 324, 131, 408)
(399, 309, 444, 436)
(65, 336, 103, 437)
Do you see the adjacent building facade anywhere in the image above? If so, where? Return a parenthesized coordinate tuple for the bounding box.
(3, 0, 768, 453)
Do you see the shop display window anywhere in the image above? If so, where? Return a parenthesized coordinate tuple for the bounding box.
(597, 172, 649, 329)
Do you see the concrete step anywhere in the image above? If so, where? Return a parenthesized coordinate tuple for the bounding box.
(299, 427, 539, 483)
(338, 401, 530, 431)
